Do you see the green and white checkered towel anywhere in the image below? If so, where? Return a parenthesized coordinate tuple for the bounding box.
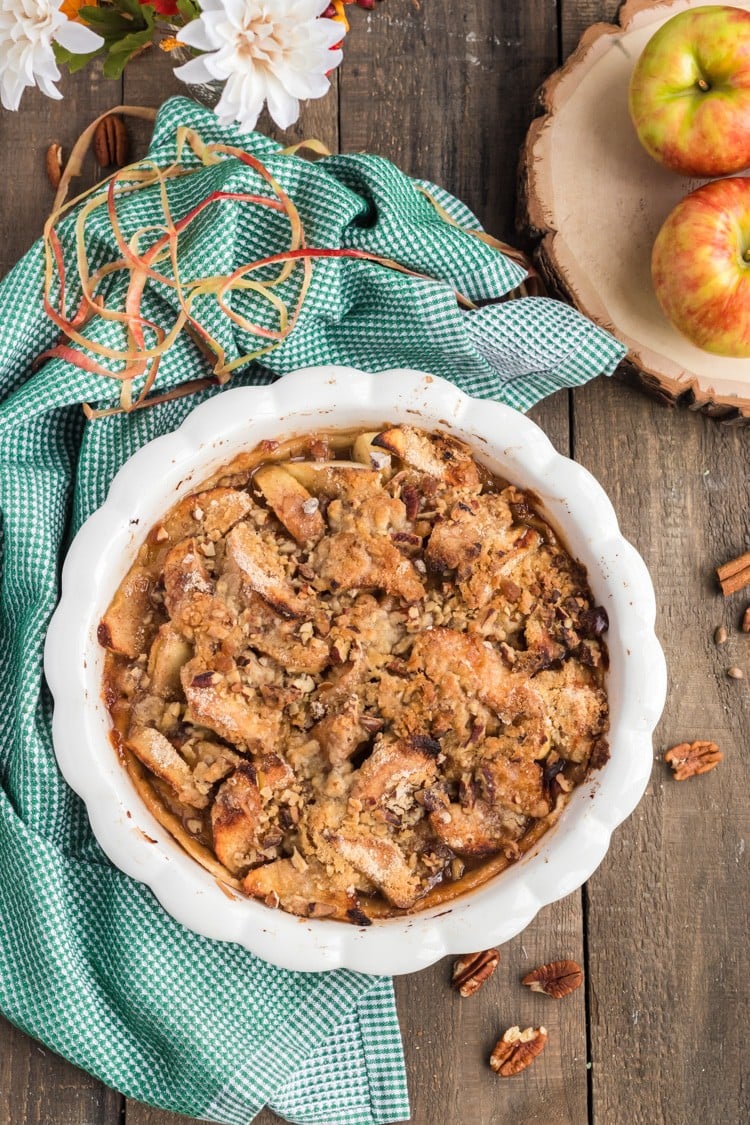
(0, 96, 625, 1124)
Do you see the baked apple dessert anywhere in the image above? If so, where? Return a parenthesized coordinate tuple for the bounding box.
(100, 424, 609, 923)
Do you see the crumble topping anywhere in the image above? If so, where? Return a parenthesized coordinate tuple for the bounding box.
(100, 424, 609, 922)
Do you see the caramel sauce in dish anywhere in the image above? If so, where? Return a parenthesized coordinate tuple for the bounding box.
(100, 424, 610, 924)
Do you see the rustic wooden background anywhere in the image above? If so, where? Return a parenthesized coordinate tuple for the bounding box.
(1, 1, 748, 1123)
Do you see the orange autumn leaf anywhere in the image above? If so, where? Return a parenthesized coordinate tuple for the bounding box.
(61, 0, 94, 20)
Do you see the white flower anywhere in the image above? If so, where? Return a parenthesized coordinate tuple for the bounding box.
(0, 0, 103, 110)
(174, 0, 344, 132)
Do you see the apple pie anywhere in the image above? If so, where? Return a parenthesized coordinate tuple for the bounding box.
(100, 424, 610, 923)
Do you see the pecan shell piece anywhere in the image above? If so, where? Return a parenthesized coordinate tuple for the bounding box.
(522, 959, 583, 999)
(664, 741, 722, 781)
(450, 948, 499, 997)
(489, 1026, 547, 1076)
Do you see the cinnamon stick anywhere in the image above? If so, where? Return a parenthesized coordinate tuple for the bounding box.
(717, 551, 750, 596)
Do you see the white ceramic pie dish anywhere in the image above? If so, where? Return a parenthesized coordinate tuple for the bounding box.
(44, 366, 666, 975)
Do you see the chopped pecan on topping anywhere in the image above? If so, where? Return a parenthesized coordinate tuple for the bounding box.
(410, 733, 442, 756)
(401, 484, 421, 521)
(306, 901, 337, 918)
(308, 436, 329, 461)
(190, 670, 216, 688)
(451, 948, 500, 997)
(664, 741, 722, 781)
(489, 1026, 548, 1076)
(522, 959, 583, 999)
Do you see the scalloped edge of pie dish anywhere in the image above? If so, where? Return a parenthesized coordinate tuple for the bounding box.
(44, 366, 666, 975)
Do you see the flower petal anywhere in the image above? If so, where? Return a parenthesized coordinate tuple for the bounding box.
(0, 73, 27, 111)
(175, 20, 216, 52)
(173, 54, 215, 85)
(313, 17, 348, 49)
(36, 72, 63, 99)
(54, 19, 103, 53)
(264, 77, 299, 130)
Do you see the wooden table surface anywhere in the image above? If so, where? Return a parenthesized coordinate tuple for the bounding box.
(1, 2, 749, 1123)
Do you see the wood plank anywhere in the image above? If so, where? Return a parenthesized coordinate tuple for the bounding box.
(571, 376, 750, 1123)
(0, 1014, 120, 1125)
(340, 0, 560, 241)
(560, 0, 621, 54)
(0, 65, 117, 272)
(396, 896, 587, 1125)
(0, 60, 126, 1125)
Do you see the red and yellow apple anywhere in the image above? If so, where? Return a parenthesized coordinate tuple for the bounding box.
(629, 5, 750, 177)
(651, 177, 750, 356)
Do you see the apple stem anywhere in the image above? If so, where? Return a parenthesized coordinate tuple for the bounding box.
(697, 77, 710, 92)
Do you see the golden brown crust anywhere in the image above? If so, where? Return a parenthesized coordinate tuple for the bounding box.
(101, 424, 609, 923)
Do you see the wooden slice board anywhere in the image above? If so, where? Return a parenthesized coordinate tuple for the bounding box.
(519, 0, 750, 420)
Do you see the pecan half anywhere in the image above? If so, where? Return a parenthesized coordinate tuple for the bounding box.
(522, 959, 583, 999)
(664, 741, 722, 781)
(94, 114, 129, 169)
(451, 948, 499, 997)
(489, 1026, 547, 1076)
(45, 142, 63, 188)
(402, 485, 420, 521)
